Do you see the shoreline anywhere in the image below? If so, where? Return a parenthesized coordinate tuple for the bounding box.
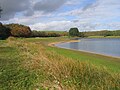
(48, 40, 80, 47)
(48, 40, 120, 60)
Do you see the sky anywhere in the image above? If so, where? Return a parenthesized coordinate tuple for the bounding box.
(0, 0, 120, 31)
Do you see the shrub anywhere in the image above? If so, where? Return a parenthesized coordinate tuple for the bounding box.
(0, 22, 11, 39)
(5, 24, 31, 37)
(69, 28, 79, 37)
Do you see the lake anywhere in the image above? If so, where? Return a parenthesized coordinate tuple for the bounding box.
(55, 38, 120, 58)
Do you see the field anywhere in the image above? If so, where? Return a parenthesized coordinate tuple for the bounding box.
(0, 37, 120, 90)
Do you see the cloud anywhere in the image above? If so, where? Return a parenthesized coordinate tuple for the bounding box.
(65, 0, 81, 5)
(0, 0, 30, 20)
(33, 0, 67, 13)
(0, 0, 67, 20)
(29, 20, 98, 31)
(24, 8, 34, 16)
(30, 21, 73, 31)
(1, 0, 120, 31)
(58, 0, 99, 16)
(82, 1, 98, 11)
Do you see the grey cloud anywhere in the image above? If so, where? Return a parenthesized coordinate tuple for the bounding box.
(0, 0, 67, 20)
(33, 0, 67, 12)
(24, 9, 34, 16)
(0, 0, 30, 20)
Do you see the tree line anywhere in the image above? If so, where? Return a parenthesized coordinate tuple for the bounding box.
(31, 31, 68, 37)
(68, 28, 120, 37)
(0, 23, 120, 40)
(0, 23, 68, 39)
(82, 30, 120, 37)
(0, 23, 32, 39)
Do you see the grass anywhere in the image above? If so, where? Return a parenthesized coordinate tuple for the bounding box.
(0, 37, 120, 90)
(0, 39, 38, 90)
(25, 37, 120, 72)
(47, 47, 120, 73)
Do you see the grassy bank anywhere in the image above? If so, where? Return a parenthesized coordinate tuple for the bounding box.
(0, 37, 120, 90)
(48, 47, 120, 73)
(26, 37, 120, 72)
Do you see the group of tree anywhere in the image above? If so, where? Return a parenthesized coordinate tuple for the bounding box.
(0, 23, 68, 39)
(0, 23, 32, 39)
(68, 28, 120, 37)
(0, 23, 10, 39)
(82, 30, 120, 37)
(69, 28, 84, 37)
(31, 31, 68, 37)
(5, 24, 31, 37)
(1, 22, 120, 40)
(69, 28, 79, 37)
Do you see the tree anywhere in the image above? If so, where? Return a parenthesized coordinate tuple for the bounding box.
(0, 23, 11, 39)
(5, 24, 32, 37)
(102, 30, 111, 37)
(69, 28, 79, 37)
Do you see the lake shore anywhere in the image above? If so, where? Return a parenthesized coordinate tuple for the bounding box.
(24, 37, 120, 72)
(48, 39, 120, 60)
(48, 39, 80, 47)
(56, 46, 120, 60)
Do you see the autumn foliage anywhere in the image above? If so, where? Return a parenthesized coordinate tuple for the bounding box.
(5, 24, 31, 37)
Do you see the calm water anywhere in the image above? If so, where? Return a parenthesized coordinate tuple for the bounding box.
(55, 38, 120, 58)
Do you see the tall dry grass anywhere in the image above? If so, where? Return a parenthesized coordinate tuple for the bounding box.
(6, 37, 120, 90)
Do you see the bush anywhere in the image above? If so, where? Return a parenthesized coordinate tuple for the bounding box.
(0, 22, 11, 39)
(69, 28, 79, 37)
(5, 24, 31, 37)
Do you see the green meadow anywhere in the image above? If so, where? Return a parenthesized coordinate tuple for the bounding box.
(0, 37, 120, 90)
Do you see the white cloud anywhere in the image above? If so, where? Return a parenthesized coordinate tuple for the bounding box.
(29, 20, 98, 31)
(30, 21, 73, 31)
(65, 0, 81, 5)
